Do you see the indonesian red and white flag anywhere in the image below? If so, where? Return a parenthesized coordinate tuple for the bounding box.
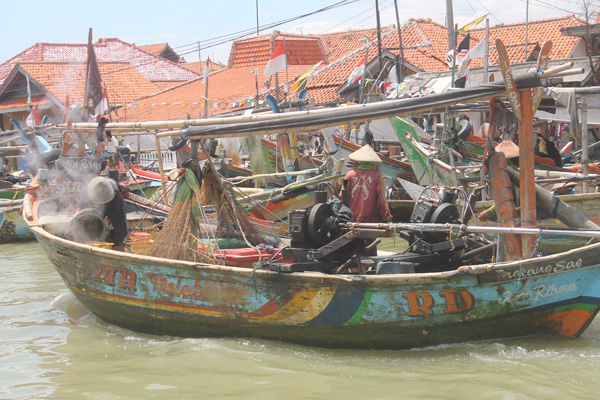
(203, 57, 211, 84)
(26, 105, 39, 129)
(347, 58, 366, 84)
(95, 87, 109, 116)
(264, 40, 287, 77)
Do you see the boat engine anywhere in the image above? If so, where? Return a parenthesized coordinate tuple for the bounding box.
(275, 202, 360, 273)
(407, 188, 462, 253)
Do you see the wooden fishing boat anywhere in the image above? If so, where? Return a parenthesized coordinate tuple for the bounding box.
(0, 199, 33, 242)
(32, 62, 600, 349)
(0, 183, 26, 200)
(393, 118, 598, 189)
(25, 183, 600, 348)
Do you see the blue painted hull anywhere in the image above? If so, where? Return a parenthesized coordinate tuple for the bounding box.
(32, 225, 600, 349)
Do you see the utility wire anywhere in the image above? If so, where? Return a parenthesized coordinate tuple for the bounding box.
(1, 0, 358, 98)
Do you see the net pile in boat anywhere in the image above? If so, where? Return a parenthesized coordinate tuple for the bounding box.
(143, 166, 265, 263)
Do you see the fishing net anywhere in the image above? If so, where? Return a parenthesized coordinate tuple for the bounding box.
(142, 161, 270, 263)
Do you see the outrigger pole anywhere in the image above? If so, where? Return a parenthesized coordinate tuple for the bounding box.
(348, 222, 600, 239)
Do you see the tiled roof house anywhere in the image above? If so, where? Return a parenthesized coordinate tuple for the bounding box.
(137, 43, 181, 63)
(0, 61, 161, 130)
(0, 14, 590, 126)
(124, 33, 329, 122)
(0, 38, 199, 87)
(0, 38, 200, 129)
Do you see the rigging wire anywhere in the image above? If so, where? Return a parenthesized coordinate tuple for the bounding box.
(1, 0, 358, 99)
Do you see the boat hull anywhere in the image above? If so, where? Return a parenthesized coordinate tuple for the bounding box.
(33, 226, 600, 349)
(0, 206, 34, 242)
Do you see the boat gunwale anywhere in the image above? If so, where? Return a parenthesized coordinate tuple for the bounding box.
(30, 224, 600, 286)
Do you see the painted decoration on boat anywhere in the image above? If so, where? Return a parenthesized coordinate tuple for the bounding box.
(0, 207, 33, 242)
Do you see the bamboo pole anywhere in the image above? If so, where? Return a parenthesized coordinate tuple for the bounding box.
(59, 74, 547, 134)
(155, 136, 169, 206)
(537, 62, 574, 78)
(350, 222, 600, 238)
(506, 167, 600, 230)
(227, 168, 320, 183)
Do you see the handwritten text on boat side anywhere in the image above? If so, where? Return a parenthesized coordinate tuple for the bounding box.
(499, 282, 578, 305)
(502, 59, 521, 114)
(90, 265, 476, 317)
(497, 258, 584, 280)
(38, 182, 84, 200)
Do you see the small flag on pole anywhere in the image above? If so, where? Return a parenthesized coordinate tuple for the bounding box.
(203, 58, 211, 84)
(84, 28, 103, 113)
(446, 34, 470, 68)
(347, 58, 366, 84)
(264, 40, 287, 77)
(455, 38, 487, 88)
(26, 105, 39, 129)
(457, 14, 488, 34)
(95, 86, 109, 116)
(291, 61, 323, 92)
(26, 75, 33, 107)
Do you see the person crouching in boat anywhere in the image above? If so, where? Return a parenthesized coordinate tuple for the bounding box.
(342, 144, 392, 224)
(551, 181, 576, 196)
(87, 176, 128, 251)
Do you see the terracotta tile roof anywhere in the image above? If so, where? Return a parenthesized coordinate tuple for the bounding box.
(124, 61, 326, 122)
(302, 20, 451, 104)
(179, 60, 224, 74)
(14, 61, 159, 106)
(0, 38, 199, 85)
(228, 33, 327, 68)
(151, 80, 188, 91)
(0, 94, 50, 111)
(464, 14, 585, 67)
(137, 43, 169, 57)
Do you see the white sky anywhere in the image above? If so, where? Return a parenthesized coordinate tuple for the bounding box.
(1, 0, 592, 65)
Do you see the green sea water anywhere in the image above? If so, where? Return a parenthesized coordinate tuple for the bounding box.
(2, 241, 600, 399)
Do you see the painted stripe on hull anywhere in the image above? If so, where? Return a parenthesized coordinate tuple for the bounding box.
(304, 287, 369, 326)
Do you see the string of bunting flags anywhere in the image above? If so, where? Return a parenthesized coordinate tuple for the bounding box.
(64, 80, 429, 112)
(358, 78, 429, 94)
(66, 99, 265, 110)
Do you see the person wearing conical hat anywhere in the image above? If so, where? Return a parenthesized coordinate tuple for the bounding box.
(495, 140, 520, 159)
(341, 144, 392, 225)
(551, 181, 576, 196)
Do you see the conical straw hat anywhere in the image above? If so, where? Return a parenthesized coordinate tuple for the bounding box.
(87, 176, 115, 204)
(495, 140, 520, 159)
(552, 181, 577, 191)
(349, 144, 382, 163)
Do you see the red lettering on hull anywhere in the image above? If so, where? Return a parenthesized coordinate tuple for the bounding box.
(94, 264, 137, 292)
(403, 290, 475, 317)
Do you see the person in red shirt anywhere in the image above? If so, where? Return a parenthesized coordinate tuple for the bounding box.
(342, 144, 392, 223)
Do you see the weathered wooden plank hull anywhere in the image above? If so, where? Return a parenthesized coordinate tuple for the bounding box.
(33, 226, 600, 349)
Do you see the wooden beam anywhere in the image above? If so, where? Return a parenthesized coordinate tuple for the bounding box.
(519, 89, 537, 258)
